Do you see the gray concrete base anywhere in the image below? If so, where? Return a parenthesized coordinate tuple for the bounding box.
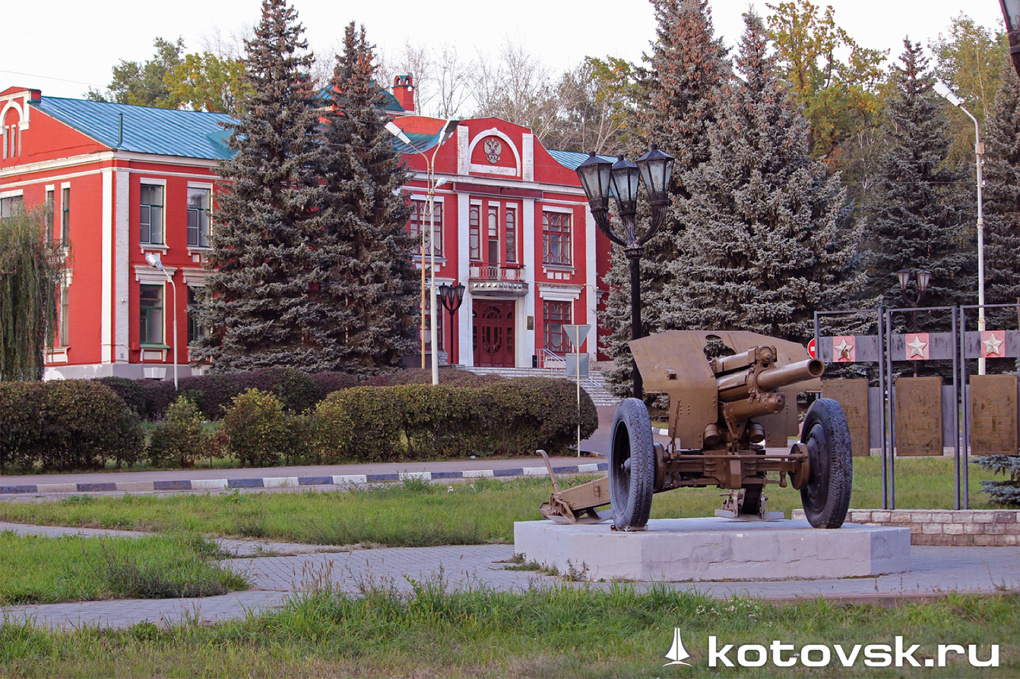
(513, 518, 911, 582)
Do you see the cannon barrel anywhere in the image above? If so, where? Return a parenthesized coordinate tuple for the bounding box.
(716, 357, 824, 402)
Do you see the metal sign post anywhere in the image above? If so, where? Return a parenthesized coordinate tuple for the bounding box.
(565, 324, 591, 457)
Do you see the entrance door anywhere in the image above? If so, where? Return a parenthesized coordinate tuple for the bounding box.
(473, 301, 515, 367)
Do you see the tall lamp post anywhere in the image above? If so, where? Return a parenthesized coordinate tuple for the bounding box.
(897, 268, 931, 378)
(575, 145, 674, 398)
(145, 252, 178, 391)
(934, 81, 987, 375)
(386, 119, 460, 385)
(1000, 0, 1020, 79)
(438, 282, 465, 366)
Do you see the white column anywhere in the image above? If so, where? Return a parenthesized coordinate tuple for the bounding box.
(585, 205, 598, 357)
(101, 169, 113, 364)
(523, 198, 536, 364)
(522, 133, 534, 182)
(457, 191, 473, 366)
(114, 169, 130, 363)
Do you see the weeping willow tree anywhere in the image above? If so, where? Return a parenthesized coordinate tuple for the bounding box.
(0, 206, 62, 381)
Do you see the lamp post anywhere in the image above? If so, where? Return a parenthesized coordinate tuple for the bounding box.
(145, 252, 178, 391)
(575, 145, 674, 398)
(897, 268, 931, 378)
(934, 81, 987, 375)
(386, 119, 459, 385)
(1000, 0, 1020, 79)
(438, 282, 465, 366)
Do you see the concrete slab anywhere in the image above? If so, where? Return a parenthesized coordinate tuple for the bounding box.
(513, 518, 911, 582)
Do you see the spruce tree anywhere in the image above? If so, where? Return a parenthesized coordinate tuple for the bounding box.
(657, 12, 862, 344)
(601, 0, 729, 396)
(981, 59, 1020, 330)
(315, 24, 417, 376)
(193, 0, 328, 373)
(862, 40, 974, 324)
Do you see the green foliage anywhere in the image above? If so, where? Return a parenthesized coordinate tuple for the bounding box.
(167, 51, 250, 115)
(220, 389, 307, 467)
(310, 378, 598, 462)
(0, 380, 142, 472)
(95, 376, 148, 416)
(146, 395, 206, 468)
(0, 206, 62, 382)
(87, 37, 185, 108)
(975, 455, 1020, 507)
(544, 55, 637, 154)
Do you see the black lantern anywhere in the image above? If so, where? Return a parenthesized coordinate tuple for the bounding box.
(635, 143, 674, 206)
(1001, 0, 1020, 79)
(439, 282, 466, 365)
(896, 269, 932, 376)
(609, 156, 641, 215)
(576, 152, 613, 214)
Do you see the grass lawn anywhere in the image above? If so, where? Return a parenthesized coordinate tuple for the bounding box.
(2, 585, 1017, 677)
(0, 532, 247, 605)
(0, 457, 1001, 547)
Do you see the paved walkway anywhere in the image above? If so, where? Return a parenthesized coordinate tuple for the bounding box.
(3, 521, 1019, 630)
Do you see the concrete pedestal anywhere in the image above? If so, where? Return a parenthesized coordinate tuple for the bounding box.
(513, 518, 910, 582)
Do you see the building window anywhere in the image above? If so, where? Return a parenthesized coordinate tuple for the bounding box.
(139, 284, 164, 346)
(58, 286, 70, 346)
(187, 287, 207, 345)
(140, 184, 164, 245)
(45, 190, 54, 240)
(469, 206, 481, 261)
(505, 207, 516, 263)
(543, 212, 571, 266)
(544, 300, 571, 356)
(60, 187, 70, 246)
(487, 206, 498, 265)
(409, 199, 442, 257)
(0, 195, 23, 219)
(187, 187, 211, 248)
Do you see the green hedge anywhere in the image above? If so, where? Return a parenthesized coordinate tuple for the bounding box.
(310, 378, 598, 463)
(0, 380, 143, 472)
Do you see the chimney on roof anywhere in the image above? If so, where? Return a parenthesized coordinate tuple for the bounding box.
(393, 75, 415, 114)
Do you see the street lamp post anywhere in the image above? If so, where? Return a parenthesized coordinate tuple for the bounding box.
(145, 252, 178, 391)
(575, 145, 674, 399)
(1000, 0, 1020, 79)
(439, 282, 465, 366)
(934, 81, 987, 375)
(386, 119, 459, 385)
(897, 268, 931, 378)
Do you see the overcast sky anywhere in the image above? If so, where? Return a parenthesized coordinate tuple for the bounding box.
(0, 1, 1006, 101)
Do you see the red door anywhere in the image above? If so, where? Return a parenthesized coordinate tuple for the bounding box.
(473, 301, 515, 367)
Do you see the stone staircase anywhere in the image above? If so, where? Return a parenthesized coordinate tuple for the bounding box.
(461, 365, 620, 407)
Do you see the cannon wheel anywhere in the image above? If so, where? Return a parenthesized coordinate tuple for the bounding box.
(799, 398, 853, 528)
(609, 398, 655, 530)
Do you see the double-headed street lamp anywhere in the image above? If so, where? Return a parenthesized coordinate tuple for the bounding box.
(897, 268, 931, 378)
(576, 145, 674, 398)
(386, 119, 459, 386)
(934, 80, 987, 375)
(145, 252, 178, 391)
(438, 282, 465, 366)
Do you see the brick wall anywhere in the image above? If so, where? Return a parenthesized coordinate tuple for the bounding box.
(790, 509, 1020, 546)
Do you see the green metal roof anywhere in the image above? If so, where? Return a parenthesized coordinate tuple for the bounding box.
(34, 97, 235, 160)
(548, 149, 616, 170)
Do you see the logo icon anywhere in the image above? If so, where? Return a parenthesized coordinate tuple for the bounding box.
(664, 628, 692, 667)
(484, 138, 503, 163)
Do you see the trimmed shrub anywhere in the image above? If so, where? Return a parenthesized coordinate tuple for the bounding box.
(146, 395, 207, 468)
(96, 377, 148, 416)
(364, 367, 505, 389)
(309, 371, 360, 398)
(177, 374, 242, 420)
(233, 367, 322, 414)
(220, 389, 307, 467)
(310, 377, 598, 462)
(0, 380, 143, 471)
(138, 379, 178, 420)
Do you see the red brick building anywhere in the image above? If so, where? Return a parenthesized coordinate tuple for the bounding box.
(0, 81, 610, 379)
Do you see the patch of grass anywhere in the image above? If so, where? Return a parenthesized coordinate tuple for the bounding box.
(0, 532, 246, 605)
(0, 458, 998, 548)
(1, 586, 1017, 677)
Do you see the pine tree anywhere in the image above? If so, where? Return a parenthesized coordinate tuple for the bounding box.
(656, 12, 863, 344)
(192, 0, 329, 373)
(600, 0, 729, 396)
(981, 59, 1020, 329)
(862, 40, 974, 324)
(314, 23, 417, 376)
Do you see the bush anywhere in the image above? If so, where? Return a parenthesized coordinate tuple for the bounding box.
(977, 455, 1020, 508)
(310, 377, 597, 462)
(0, 380, 143, 471)
(176, 374, 241, 420)
(220, 389, 307, 467)
(364, 367, 504, 389)
(309, 371, 360, 398)
(233, 367, 322, 414)
(138, 380, 178, 420)
(146, 395, 207, 468)
(96, 377, 148, 416)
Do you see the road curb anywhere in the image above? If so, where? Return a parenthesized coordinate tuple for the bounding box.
(0, 463, 609, 496)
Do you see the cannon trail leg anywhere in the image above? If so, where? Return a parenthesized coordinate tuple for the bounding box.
(799, 398, 853, 528)
(609, 398, 655, 530)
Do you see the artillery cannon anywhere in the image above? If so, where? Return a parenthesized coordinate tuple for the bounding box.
(539, 330, 853, 530)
